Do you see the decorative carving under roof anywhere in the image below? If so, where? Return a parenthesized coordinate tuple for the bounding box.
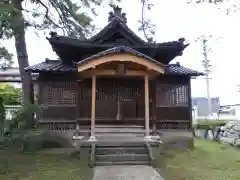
(108, 5, 127, 24)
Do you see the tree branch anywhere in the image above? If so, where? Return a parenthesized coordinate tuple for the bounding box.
(139, 0, 155, 42)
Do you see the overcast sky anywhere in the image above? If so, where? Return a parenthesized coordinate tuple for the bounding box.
(3, 0, 240, 105)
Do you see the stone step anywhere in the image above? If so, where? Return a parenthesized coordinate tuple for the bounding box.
(95, 161, 150, 166)
(95, 142, 146, 147)
(95, 125, 144, 128)
(96, 147, 147, 155)
(94, 129, 146, 134)
(96, 153, 149, 162)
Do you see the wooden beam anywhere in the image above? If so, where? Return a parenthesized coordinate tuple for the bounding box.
(77, 53, 165, 74)
(80, 69, 158, 77)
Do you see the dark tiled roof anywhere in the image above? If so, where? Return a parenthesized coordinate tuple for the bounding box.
(76, 46, 163, 66)
(25, 59, 203, 76)
(88, 18, 146, 44)
(24, 59, 76, 72)
(165, 63, 204, 76)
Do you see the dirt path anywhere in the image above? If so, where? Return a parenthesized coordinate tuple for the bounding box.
(92, 165, 164, 180)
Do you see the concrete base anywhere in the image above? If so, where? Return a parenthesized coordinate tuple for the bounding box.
(88, 136, 97, 142)
(144, 136, 153, 142)
(151, 136, 163, 144)
(72, 136, 84, 140)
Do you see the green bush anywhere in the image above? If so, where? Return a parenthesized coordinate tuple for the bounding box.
(0, 130, 73, 152)
(194, 120, 228, 130)
(23, 131, 72, 151)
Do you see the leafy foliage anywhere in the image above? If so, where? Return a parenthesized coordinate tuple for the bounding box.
(0, 2, 13, 39)
(0, 0, 120, 39)
(9, 103, 42, 132)
(0, 45, 13, 69)
(0, 84, 21, 136)
(0, 84, 21, 105)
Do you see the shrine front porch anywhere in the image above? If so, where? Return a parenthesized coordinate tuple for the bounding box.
(36, 73, 193, 144)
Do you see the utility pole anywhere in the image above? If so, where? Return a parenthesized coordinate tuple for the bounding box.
(201, 36, 212, 118)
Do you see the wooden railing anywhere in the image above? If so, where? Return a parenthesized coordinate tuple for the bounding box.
(38, 121, 76, 131)
(155, 120, 191, 130)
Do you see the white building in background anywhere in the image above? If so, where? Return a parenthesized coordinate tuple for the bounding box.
(217, 104, 240, 121)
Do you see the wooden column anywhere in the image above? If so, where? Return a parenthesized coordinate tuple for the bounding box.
(144, 75, 150, 137)
(89, 76, 97, 141)
(188, 77, 194, 148)
(151, 80, 157, 134)
(76, 82, 81, 130)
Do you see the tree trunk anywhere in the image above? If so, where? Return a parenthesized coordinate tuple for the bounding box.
(11, 0, 34, 128)
(11, 0, 33, 105)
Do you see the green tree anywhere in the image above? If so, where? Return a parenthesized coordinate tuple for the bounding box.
(0, 83, 21, 105)
(0, 45, 13, 69)
(0, 2, 14, 69)
(0, 83, 21, 136)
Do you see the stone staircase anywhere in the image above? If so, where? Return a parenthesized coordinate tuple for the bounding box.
(94, 142, 151, 166)
(88, 125, 153, 166)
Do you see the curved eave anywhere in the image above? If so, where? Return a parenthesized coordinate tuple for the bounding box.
(76, 46, 165, 74)
(47, 37, 188, 65)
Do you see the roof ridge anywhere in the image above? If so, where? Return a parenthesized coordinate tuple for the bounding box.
(45, 58, 61, 63)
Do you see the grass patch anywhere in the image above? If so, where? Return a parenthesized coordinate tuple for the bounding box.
(157, 139, 240, 180)
(0, 153, 92, 180)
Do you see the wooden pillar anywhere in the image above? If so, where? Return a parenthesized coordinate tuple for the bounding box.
(188, 77, 193, 129)
(188, 77, 194, 148)
(89, 76, 97, 141)
(144, 75, 150, 138)
(151, 80, 157, 134)
(76, 82, 80, 130)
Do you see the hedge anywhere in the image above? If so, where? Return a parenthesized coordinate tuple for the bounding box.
(194, 120, 228, 130)
(0, 130, 73, 153)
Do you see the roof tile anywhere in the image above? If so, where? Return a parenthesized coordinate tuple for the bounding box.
(25, 58, 203, 76)
(165, 64, 204, 76)
(24, 60, 76, 72)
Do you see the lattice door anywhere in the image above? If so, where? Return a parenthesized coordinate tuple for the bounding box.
(118, 79, 144, 119)
(95, 79, 144, 121)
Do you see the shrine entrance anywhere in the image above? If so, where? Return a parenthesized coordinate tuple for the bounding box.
(95, 78, 145, 126)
